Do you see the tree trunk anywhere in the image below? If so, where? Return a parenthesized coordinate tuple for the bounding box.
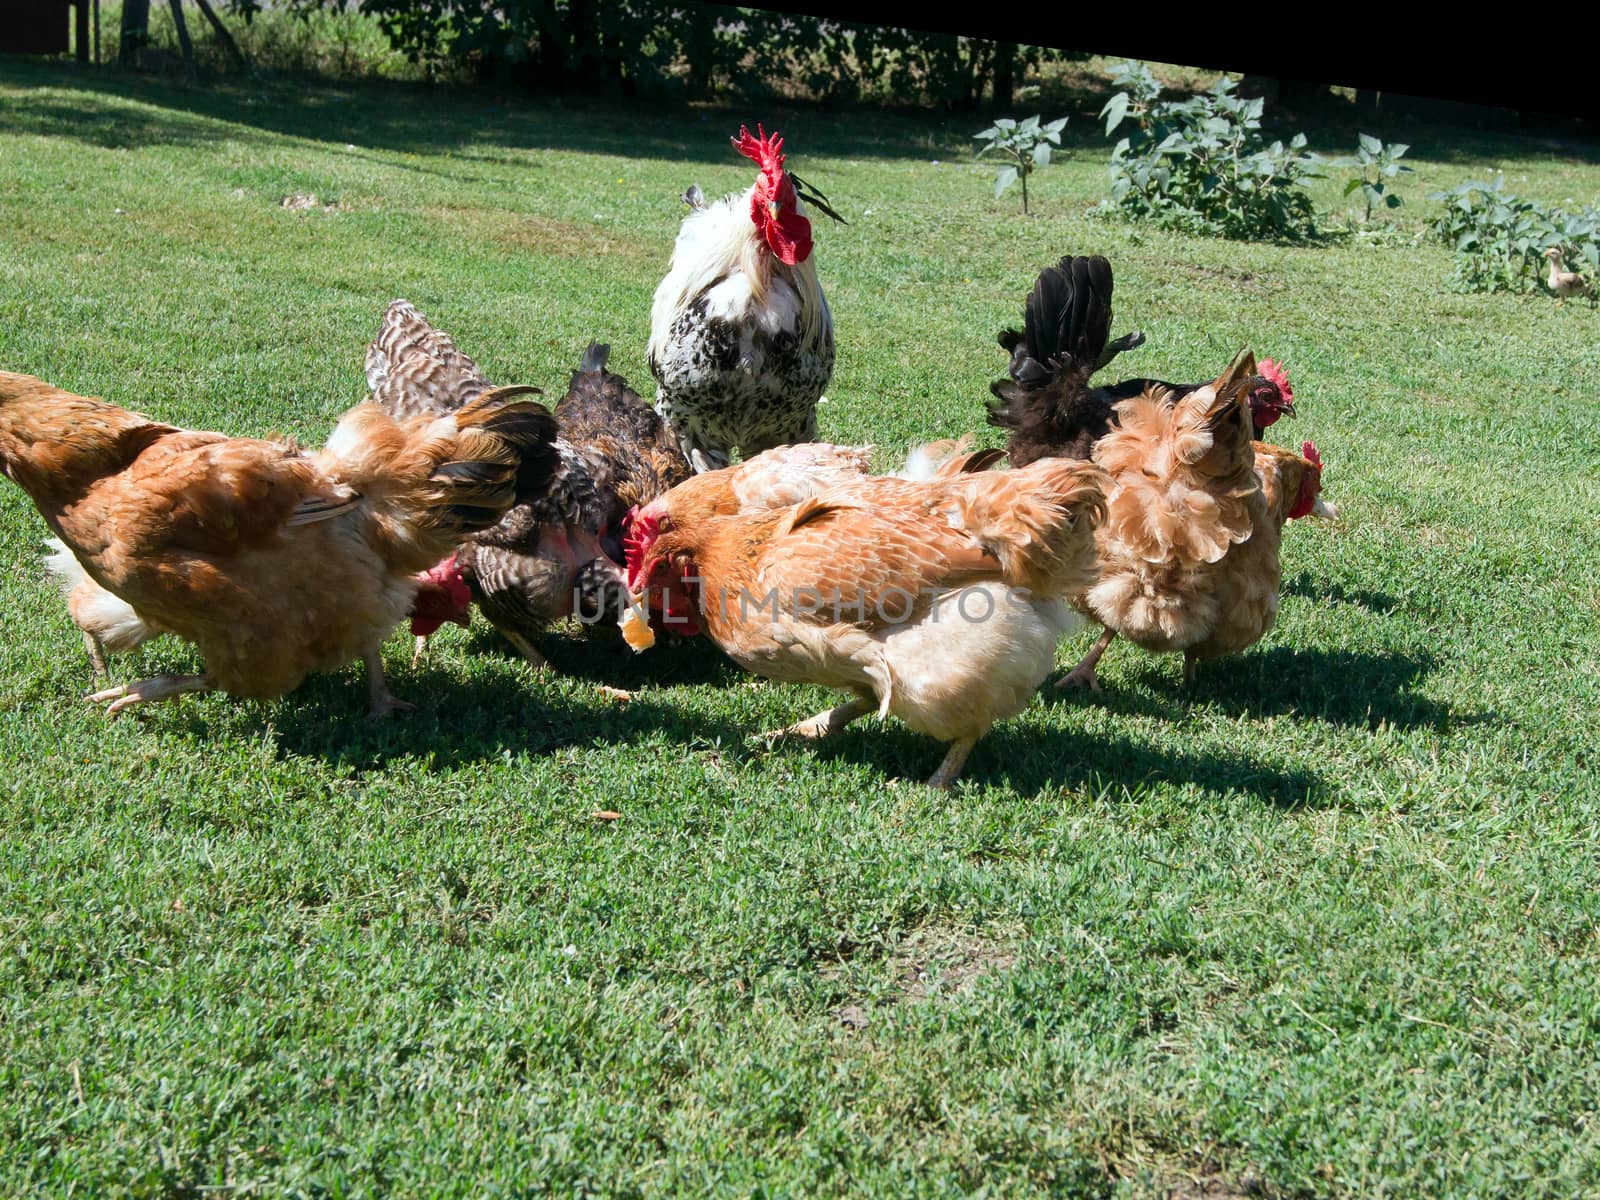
(684, 6, 716, 101)
(1277, 77, 1328, 113)
(192, 0, 246, 70)
(566, 0, 602, 92)
(74, 0, 89, 63)
(991, 41, 1016, 112)
(118, 0, 150, 67)
(167, 0, 198, 83)
(535, 0, 565, 89)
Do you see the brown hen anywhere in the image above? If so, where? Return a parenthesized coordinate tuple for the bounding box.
(5, 370, 556, 717)
(629, 458, 1107, 788)
(1059, 351, 1334, 690)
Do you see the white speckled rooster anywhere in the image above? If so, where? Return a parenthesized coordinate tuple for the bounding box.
(648, 124, 837, 474)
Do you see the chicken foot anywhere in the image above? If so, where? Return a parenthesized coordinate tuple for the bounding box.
(1055, 627, 1116, 691)
(85, 673, 212, 719)
(500, 629, 551, 672)
(764, 696, 875, 742)
(83, 632, 109, 679)
(500, 627, 632, 703)
(365, 652, 415, 720)
(926, 738, 977, 791)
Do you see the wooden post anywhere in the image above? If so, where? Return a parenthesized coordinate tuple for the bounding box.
(74, 0, 89, 63)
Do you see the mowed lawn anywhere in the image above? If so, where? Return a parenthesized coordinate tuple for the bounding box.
(2, 60, 1598, 1198)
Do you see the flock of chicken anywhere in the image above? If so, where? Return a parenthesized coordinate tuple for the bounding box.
(0, 124, 1335, 788)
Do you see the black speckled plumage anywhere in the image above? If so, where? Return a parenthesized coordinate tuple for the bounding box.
(651, 291, 833, 472)
(365, 302, 689, 659)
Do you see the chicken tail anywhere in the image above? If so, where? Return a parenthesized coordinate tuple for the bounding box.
(0, 372, 179, 504)
(986, 256, 1134, 466)
(319, 391, 560, 572)
(948, 458, 1110, 597)
(579, 341, 610, 375)
(364, 299, 499, 419)
(896, 435, 1005, 481)
(1092, 355, 1262, 568)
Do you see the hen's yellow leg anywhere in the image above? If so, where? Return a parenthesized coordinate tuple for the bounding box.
(86, 674, 212, 719)
(926, 738, 977, 791)
(766, 696, 875, 741)
(365, 652, 415, 720)
(1056, 627, 1116, 691)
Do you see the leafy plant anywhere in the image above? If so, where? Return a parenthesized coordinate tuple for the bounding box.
(1336, 133, 1413, 223)
(1429, 177, 1600, 297)
(1099, 61, 1321, 242)
(973, 115, 1067, 214)
(229, 1, 1080, 106)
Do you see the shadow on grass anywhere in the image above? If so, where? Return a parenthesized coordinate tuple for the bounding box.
(761, 717, 1327, 807)
(0, 62, 995, 165)
(1282, 570, 1400, 615)
(260, 627, 747, 770)
(6, 59, 1593, 179)
(1044, 645, 1475, 735)
(241, 633, 1457, 797)
(461, 622, 744, 692)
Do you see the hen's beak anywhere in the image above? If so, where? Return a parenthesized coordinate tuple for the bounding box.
(1280, 401, 1297, 419)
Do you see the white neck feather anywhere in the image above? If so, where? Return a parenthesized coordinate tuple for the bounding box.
(648, 183, 827, 362)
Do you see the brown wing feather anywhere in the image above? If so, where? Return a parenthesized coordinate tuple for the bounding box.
(744, 504, 1004, 630)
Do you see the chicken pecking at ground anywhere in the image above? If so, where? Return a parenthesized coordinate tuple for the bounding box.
(986, 254, 1296, 466)
(5, 370, 557, 718)
(1057, 351, 1335, 691)
(624, 454, 1107, 788)
(648, 124, 841, 474)
(366, 300, 689, 673)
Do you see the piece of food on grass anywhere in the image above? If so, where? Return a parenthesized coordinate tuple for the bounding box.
(620, 595, 656, 651)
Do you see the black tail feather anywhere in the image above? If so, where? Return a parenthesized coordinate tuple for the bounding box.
(579, 341, 610, 375)
(478, 401, 561, 507)
(985, 255, 1123, 466)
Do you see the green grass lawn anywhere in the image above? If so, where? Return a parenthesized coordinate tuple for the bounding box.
(2, 61, 1598, 1198)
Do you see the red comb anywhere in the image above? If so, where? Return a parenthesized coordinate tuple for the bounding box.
(623, 505, 654, 590)
(1259, 358, 1294, 406)
(419, 553, 468, 603)
(1301, 440, 1321, 469)
(733, 124, 785, 176)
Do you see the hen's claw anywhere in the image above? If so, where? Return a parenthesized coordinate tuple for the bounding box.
(1054, 627, 1116, 692)
(1054, 665, 1102, 691)
(85, 673, 212, 719)
(763, 697, 875, 742)
(364, 651, 414, 720)
(366, 694, 416, 721)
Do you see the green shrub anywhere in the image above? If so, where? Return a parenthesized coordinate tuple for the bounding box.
(1429, 177, 1600, 296)
(223, 1, 1076, 105)
(1099, 60, 1320, 242)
